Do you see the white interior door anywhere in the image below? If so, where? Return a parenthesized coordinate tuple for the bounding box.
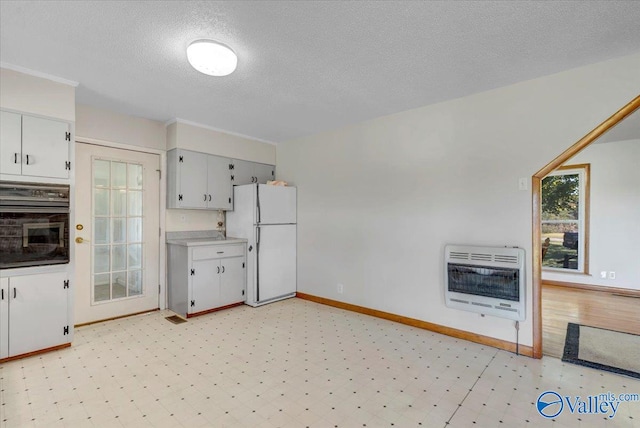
(75, 143, 160, 324)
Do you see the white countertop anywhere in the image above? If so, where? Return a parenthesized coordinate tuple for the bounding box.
(166, 236, 247, 247)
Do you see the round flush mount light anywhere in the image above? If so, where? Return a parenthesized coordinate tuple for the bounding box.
(187, 39, 237, 76)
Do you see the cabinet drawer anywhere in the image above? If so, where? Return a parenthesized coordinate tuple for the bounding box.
(192, 244, 245, 261)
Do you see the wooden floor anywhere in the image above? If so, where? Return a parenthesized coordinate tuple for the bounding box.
(542, 283, 640, 358)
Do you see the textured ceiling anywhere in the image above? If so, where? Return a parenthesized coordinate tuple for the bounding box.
(1, 1, 640, 143)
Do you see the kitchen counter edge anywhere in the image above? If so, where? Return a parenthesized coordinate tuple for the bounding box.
(166, 237, 247, 247)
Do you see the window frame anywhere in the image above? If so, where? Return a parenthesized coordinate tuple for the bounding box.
(541, 163, 590, 274)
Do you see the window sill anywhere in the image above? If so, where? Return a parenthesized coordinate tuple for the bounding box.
(542, 268, 591, 277)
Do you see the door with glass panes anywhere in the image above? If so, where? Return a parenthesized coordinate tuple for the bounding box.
(75, 143, 160, 324)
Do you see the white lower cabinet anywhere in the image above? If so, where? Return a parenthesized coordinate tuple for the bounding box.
(0, 271, 71, 360)
(218, 257, 245, 307)
(168, 242, 246, 318)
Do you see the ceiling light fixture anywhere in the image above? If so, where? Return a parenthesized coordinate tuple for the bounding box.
(187, 39, 237, 77)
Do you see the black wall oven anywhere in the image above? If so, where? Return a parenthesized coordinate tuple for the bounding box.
(0, 181, 70, 269)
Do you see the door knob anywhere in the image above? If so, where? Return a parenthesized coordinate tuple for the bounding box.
(75, 237, 90, 244)
(76, 224, 84, 230)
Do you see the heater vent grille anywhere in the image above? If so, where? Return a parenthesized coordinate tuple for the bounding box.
(444, 244, 525, 321)
(449, 251, 469, 260)
(470, 253, 492, 261)
(495, 254, 519, 264)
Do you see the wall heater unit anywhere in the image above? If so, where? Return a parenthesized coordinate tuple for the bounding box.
(444, 244, 525, 321)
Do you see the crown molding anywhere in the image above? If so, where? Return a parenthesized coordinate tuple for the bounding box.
(0, 62, 79, 87)
(165, 118, 277, 145)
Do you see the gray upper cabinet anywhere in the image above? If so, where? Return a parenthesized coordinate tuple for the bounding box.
(207, 155, 232, 210)
(230, 159, 275, 186)
(0, 111, 71, 179)
(167, 148, 232, 210)
(167, 148, 275, 210)
(254, 162, 276, 184)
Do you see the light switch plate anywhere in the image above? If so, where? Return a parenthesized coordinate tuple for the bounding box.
(518, 178, 528, 191)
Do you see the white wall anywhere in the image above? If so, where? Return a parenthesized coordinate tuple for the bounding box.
(544, 138, 640, 289)
(166, 121, 277, 232)
(0, 68, 75, 122)
(76, 104, 166, 151)
(276, 53, 640, 347)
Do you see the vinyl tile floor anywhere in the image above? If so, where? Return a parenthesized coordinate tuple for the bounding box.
(1, 298, 639, 427)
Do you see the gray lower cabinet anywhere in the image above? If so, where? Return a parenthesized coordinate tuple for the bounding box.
(0, 271, 71, 360)
(167, 242, 246, 317)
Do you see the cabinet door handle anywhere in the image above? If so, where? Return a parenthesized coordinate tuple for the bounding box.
(209, 194, 212, 201)
(14, 153, 19, 164)
(204, 194, 207, 201)
(221, 266, 225, 273)
(1, 289, 4, 300)
(25, 154, 30, 165)
(13, 288, 17, 299)
(217, 266, 220, 274)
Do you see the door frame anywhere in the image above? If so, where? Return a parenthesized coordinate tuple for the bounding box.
(75, 137, 167, 312)
(531, 94, 640, 358)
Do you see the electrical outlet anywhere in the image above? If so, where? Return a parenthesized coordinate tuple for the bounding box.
(609, 271, 616, 280)
(337, 283, 344, 294)
(600, 271, 607, 279)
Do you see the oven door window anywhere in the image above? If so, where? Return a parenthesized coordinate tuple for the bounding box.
(0, 210, 70, 269)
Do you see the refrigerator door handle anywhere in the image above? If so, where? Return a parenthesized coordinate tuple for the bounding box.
(256, 184, 261, 224)
(256, 226, 260, 244)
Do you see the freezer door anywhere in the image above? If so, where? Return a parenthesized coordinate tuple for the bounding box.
(257, 184, 296, 225)
(257, 225, 296, 302)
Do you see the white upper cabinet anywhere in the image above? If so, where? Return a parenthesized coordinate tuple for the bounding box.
(0, 111, 22, 175)
(0, 111, 71, 179)
(231, 158, 275, 186)
(167, 148, 232, 210)
(21, 116, 71, 179)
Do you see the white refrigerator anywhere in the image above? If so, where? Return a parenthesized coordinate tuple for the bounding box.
(226, 184, 297, 307)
